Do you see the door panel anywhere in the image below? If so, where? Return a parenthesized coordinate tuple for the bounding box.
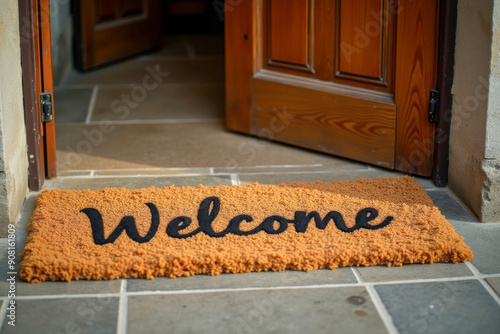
(75, 0, 161, 70)
(226, 0, 439, 176)
(338, 0, 386, 83)
(253, 74, 397, 167)
(269, 0, 310, 67)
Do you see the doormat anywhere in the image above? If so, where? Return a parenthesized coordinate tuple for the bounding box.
(20, 176, 473, 283)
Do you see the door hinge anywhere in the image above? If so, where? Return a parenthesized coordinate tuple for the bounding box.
(428, 89, 439, 123)
(40, 92, 53, 122)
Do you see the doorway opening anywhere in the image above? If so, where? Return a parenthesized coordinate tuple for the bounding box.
(52, 0, 344, 175)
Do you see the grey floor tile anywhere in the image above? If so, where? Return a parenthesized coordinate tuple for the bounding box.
(486, 277, 500, 295)
(57, 170, 93, 177)
(151, 35, 190, 57)
(90, 83, 224, 121)
(214, 163, 364, 174)
(450, 221, 500, 274)
(66, 58, 224, 85)
(376, 280, 500, 334)
(1, 297, 119, 334)
(0, 195, 122, 296)
(188, 34, 224, 56)
(0, 195, 37, 293)
(54, 87, 94, 123)
(127, 268, 356, 292)
(43, 175, 232, 190)
(357, 263, 473, 282)
(55, 122, 342, 171)
(93, 168, 212, 176)
(127, 287, 388, 334)
(238, 169, 404, 185)
(427, 190, 477, 223)
(14, 280, 121, 296)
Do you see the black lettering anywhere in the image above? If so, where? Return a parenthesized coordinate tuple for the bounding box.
(262, 216, 289, 234)
(197, 197, 226, 237)
(292, 209, 393, 233)
(226, 214, 261, 236)
(80, 203, 159, 245)
(166, 216, 200, 239)
(293, 211, 352, 232)
(355, 208, 393, 230)
(81, 198, 395, 244)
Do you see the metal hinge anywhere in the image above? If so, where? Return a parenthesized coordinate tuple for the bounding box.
(428, 89, 439, 123)
(40, 92, 53, 122)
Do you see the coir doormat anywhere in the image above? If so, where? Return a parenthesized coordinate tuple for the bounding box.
(20, 176, 473, 283)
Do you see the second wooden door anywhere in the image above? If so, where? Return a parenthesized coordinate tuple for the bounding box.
(74, 0, 162, 70)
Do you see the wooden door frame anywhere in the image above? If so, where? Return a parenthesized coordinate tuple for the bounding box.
(19, 0, 44, 191)
(19, 0, 56, 191)
(433, 0, 458, 187)
(18, 0, 457, 188)
(226, 0, 458, 186)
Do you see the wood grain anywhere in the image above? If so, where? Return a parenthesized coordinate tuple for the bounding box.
(269, 0, 309, 66)
(225, 0, 438, 174)
(20, 0, 44, 189)
(252, 76, 396, 167)
(225, 0, 254, 133)
(394, 0, 439, 176)
(314, 0, 336, 81)
(39, 0, 57, 178)
(76, 0, 161, 70)
(338, 0, 383, 79)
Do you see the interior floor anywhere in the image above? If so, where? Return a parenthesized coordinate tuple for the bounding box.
(2, 35, 499, 333)
(54, 34, 350, 172)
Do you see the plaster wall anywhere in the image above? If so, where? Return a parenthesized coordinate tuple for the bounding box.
(0, 0, 29, 235)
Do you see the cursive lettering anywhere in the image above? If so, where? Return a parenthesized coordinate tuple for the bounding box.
(80, 197, 393, 245)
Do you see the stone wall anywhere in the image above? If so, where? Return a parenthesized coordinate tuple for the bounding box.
(450, 0, 499, 222)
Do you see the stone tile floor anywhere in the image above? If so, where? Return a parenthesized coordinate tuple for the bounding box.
(0, 168, 499, 334)
(2, 35, 499, 333)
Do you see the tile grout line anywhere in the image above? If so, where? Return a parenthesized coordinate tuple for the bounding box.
(0, 297, 8, 330)
(352, 268, 399, 334)
(227, 169, 370, 176)
(230, 174, 240, 186)
(13, 274, 498, 300)
(85, 86, 99, 124)
(116, 280, 128, 334)
(365, 285, 400, 334)
(66, 82, 225, 89)
(350, 267, 364, 284)
(79, 118, 223, 126)
(465, 261, 500, 305)
(138, 55, 222, 61)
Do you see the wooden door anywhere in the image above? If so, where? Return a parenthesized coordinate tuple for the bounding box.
(226, 0, 439, 176)
(19, 0, 58, 190)
(74, 0, 162, 70)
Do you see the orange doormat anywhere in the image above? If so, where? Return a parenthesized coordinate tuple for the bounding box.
(20, 176, 473, 283)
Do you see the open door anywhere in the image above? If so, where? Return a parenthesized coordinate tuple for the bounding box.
(226, 0, 439, 176)
(74, 0, 162, 70)
(20, 0, 57, 190)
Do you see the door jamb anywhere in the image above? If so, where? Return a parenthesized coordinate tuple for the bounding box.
(19, 0, 45, 191)
(19, 0, 456, 190)
(433, 0, 457, 187)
